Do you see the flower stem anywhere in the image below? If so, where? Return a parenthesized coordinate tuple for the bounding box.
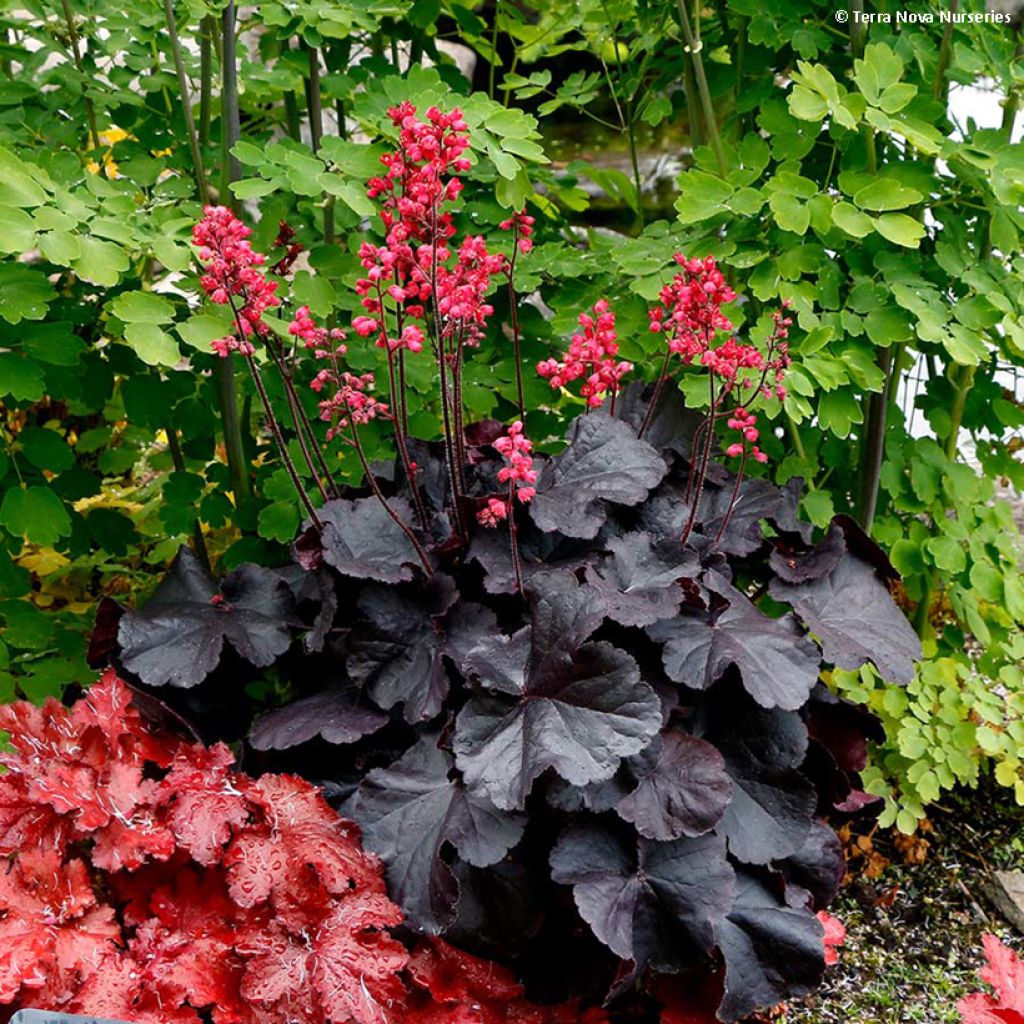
(509, 484, 524, 596)
(638, 347, 674, 437)
(385, 349, 429, 527)
(681, 370, 717, 545)
(223, 296, 321, 528)
(714, 448, 748, 545)
(348, 417, 433, 575)
(506, 232, 526, 419)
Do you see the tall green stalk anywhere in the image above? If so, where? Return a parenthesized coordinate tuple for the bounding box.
(199, 15, 213, 148)
(674, 0, 727, 177)
(166, 423, 211, 569)
(220, 1, 241, 198)
(161, 0, 208, 204)
(57, 0, 101, 152)
(304, 44, 334, 245)
(214, 0, 251, 508)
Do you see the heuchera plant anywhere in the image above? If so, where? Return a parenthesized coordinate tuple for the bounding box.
(96, 104, 922, 1022)
(958, 934, 1024, 1024)
(0, 672, 604, 1024)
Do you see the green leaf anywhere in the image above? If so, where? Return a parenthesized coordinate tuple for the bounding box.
(19, 426, 73, 472)
(817, 390, 862, 437)
(293, 272, 336, 317)
(769, 193, 809, 235)
(38, 230, 81, 266)
(230, 177, 278, 199)
(72, 237, 130, 286)
(872, 213, 925, 248)
(322, 176, 376, 216)
(0, 147, 48, 207)
(853, 179, 923, 212)
(0, 205, 37, 253)
(109, 290, 176, 324)
(674, 170, 733, 224)
(257, 500, 300, 542)
(864, 305, 913, 346)
(176, 311, 233, 351)
(0, 486, 71, 545)
(801, 489, 834, 528)
(86, 508, 139, 556)
(832, 201, 873, 238)
(0, 266, 55, 323)
(124, 323, 181, 366)
(926, 536, 966, 574)
(21, 322, 84, 366)
(0, 353, 45, 400)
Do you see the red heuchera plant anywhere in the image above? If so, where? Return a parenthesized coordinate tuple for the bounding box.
(959, 934, 1024, 1024)
(0, 672, 604, 1024)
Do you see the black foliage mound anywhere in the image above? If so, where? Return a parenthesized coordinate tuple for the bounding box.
(100, 393, 921, 1022)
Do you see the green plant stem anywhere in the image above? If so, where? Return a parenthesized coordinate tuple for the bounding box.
(304, 46, 334, 245)
(212, 0, 251, 510)
(932, 0, 959, 101)
(674, 0, 727, 177)
(220, 0, 241, 201)
(215, 359, 251, 505)
(199, 16, 213, 148)
(914, 362, 975, 637)
(734, 14, 748, 139)
(166, 423, 211, 569)
(58, 0, 101, 152)
(856, 346, 894, 531)
(280, 39, 301, 141)
(488, 0, 499, 100)
(161, 0, 209, 204)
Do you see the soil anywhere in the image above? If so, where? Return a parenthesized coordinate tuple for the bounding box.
(785, 783, 1024, 1024)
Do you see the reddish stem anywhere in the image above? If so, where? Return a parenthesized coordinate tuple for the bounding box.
(347, 411, 433, 575)
(508, 483, 524, 596)
(223, 296, 322, 529)
(714, 447, 748, 545)
(507, 227, 526, 419)
(638, 346, 674, 437)
(680, 368, 717, 546)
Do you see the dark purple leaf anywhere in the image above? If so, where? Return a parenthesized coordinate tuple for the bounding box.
(647, 572, 821, 710)
(469, 525, 597, 595)
(347, 736, 525, 932)
(549, 823, 735, 970)
(249, 689, 387, 750)
(717, 872, 826, 1022)
(310, 496, 422, 583)
(117, 547, 294, 688)
(612, 380, 704, 457)
(530, 415, 667, 539)
(453, 572, 662, 810)
(699, 476, 780, 557)
(274, 564, 337, 652)
(771, 477, 814, 543)
(347, 575, 458, 723)
(769, 522, 846, 584)
(584, 533, 698, 628)
(775, 820, 846, 909)
(616, 732, 733, 841)
(713, 706, 815, 865)
(770, 554, 921, 684)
